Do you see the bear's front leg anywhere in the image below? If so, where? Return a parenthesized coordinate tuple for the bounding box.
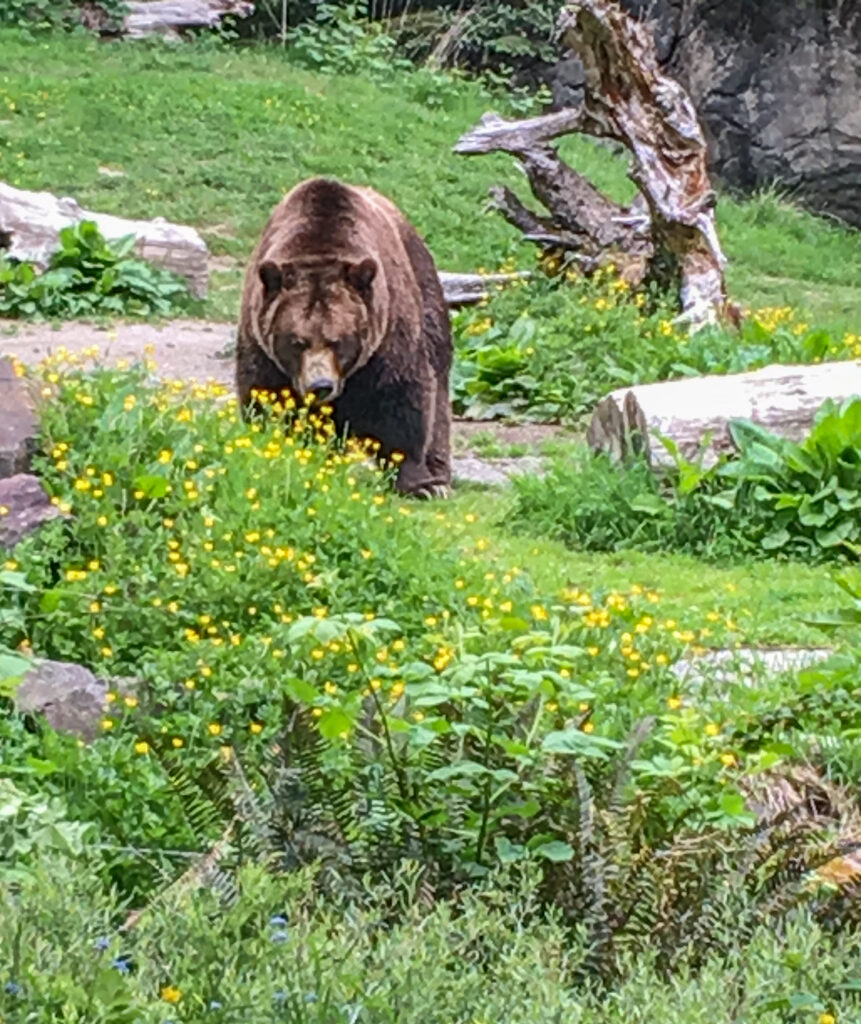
(391, 381, 450, 499)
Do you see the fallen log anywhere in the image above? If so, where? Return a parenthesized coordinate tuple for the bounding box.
(122, 0, 254, 38)
(438, 270, 531, 307)
(587, 361, 861, 469)
(0, 180, 520, 311)
(0, 182, 208, 299)
(455, 0, 735, 329)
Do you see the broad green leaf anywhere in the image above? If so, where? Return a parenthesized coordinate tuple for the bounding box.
(533, 839, 575, 862)
(133, 474, 169, 499)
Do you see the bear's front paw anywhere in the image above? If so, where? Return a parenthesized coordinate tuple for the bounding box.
(410, 482, 451, 500)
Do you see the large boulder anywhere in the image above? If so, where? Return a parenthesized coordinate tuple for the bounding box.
(14, 660, 109, 742)
(0, 474, 62, 550)
(550, 0, 861, 227)
(0, 356, 37, 479)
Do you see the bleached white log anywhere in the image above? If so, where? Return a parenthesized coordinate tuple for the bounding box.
(438, 270, 530, 307)
(587, 361, 861, 469)
(123, 0, 254, 38)
(0, 182, 208, 298)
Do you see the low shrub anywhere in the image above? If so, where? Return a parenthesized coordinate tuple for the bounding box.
(0, 221, 191, 319)
(0, 0, 125, 32)
(0, 358, 763, 904)
(453, 267, 859, 425)
(3, 851, 859, 1024)
(510, 398, 861, 562)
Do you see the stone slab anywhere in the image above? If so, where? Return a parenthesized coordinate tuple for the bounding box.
(0, 473, 61, 550)
(0, 356, 37, 479)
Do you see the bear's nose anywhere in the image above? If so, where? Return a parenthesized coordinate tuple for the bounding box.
(308, 379, 335, 402)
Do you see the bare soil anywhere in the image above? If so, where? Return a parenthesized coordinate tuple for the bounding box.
(0, 318, 562, 480)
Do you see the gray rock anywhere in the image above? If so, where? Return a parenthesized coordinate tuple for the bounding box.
(671, 646, 833, 688)
(452, 455, 544, 487)
(15, 659, 109, 741)
(0, 474, 62, 550)
(550, 0, 861, 227)
(0, 355, 38, 479)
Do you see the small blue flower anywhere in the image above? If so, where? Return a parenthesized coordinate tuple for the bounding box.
(209, 1000, 223, 1010)
(269, 914, 288, 927)
(4, 981, 22, 996)
(94, 936, 110, 951)
(273, 990, 287, 1005)
(304, 992, 318, 1004)
(271, 929, 289, 943)
(111, 957, 131, 975)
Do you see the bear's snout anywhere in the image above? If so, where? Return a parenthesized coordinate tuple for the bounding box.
(308, 378, 336, 401)
(299, 348, 343, 400)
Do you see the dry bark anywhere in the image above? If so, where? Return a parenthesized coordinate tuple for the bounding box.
(0, 182, 209, 299)
(587, 361, 861, 468)
(455, 0, 734, 328)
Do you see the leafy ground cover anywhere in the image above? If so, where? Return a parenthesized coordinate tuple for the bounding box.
(508, 397, 861, 562)
(0, 221, 192, 319)
(2, 357, 860, 1021)
(1, 23, 860, 1021)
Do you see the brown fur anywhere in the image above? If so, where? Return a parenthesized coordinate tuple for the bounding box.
(236, 177, 452, 496)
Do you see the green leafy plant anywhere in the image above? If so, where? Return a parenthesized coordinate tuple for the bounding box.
(721, 398, 861, 558)
(285, 2, 412, 78)
(0, 0, 126, 32)
(453, 270, 854, 425)
(511, 399, 861, 563)
(0, 779, 95, 881)
(0, 222, 191, 319)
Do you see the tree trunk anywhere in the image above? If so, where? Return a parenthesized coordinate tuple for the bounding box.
(0, 182, 209, 299)
(587, 361, 861, 469)
(455, 0, 737, 329)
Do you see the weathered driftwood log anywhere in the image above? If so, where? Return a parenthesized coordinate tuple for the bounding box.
(587, 361, 861, 469)
(0, 182, 208, 299)
(438, 270, 531, 307)
(455, 0, 733, 328)
(122, 0, 254, 38)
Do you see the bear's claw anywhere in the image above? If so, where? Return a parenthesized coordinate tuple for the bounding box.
(410, 483, 451, 500)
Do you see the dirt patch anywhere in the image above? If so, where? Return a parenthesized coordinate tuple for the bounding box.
(452, 419, 568, 452)
(0, 318, 236, 384)
(1, 318, 559, 478)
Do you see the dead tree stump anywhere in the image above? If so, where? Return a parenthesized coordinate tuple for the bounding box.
(455, 0, 736, 330)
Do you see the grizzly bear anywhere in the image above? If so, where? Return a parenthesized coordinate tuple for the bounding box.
(235, 177, 452, 498)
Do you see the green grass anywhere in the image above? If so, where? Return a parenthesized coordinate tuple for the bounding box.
(416, 487, 847, 646)
(0, 32, 859, 334)
(0, 31, 858, 640)
(2, 33, 860, 1006)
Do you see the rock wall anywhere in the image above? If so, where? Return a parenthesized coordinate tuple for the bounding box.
(551, 0, 861, 227)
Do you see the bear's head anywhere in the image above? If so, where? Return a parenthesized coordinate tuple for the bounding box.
(256, 257, 378, 401)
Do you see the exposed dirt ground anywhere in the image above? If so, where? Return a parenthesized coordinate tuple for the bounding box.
(1, 318, 565, 481)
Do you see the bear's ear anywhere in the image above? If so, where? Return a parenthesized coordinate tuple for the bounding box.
(259, 261, 282, 300)
(345, 257, 377, 294)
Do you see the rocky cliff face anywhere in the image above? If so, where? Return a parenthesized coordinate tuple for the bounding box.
(551, 0, 861, 227)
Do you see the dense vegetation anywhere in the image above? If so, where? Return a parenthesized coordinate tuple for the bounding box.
(0, 18, 860, 1021)
(0, 221, 191, 319)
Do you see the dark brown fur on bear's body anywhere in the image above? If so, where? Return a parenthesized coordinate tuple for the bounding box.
(236, 177, 452, 497)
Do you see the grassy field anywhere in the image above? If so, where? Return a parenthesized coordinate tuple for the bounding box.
(2, 27, 861, 1017)
(1, 30, 859, 643)
(1, 32, 860, 334)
